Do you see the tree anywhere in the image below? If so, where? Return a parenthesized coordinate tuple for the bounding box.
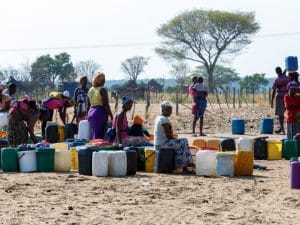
(53, 52, 74, 82)
(74, 60, 101, 81)
(170, 63, 190, 88)
(239, 73, 268, 93)
(191, 65, 240, 92)
(156, 9, 260, 92)
(121, 56, 149, 83)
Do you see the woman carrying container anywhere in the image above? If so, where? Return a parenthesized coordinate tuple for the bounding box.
(154, 101, 193, 173)
(87, 72, 113, 139)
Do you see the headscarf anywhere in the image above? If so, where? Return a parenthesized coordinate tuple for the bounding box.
(287, 81, 298, 89)
(92, 72, 105, 87)
(133, 115, 143, 125)
(160, 101, 173, 115)
(121, 96, 133, 106)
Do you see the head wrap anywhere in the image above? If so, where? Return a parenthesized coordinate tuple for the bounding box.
(62, 90, 70, 98)
(121, 96, 133, 106)
(287, 81, 298, 89)
(160, 101, 173, 114)
(133, 115, 143, 125)
(92, 72, 105, 87)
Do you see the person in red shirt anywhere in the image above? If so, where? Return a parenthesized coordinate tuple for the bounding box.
(284, 81, 300, 139)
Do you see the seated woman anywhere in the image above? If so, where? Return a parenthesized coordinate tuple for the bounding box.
(7, 97, 40, 147)
(113, 96, 149, 147)
(154, 101, 193, 173)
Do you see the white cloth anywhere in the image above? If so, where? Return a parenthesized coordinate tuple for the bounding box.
(154, 115, 169, 146)
(193, 83, 205, 92)
(0, 112, 8, 128)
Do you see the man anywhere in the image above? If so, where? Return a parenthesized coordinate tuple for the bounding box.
(73, 76, 89, 125)
(271, 66, 289, 134)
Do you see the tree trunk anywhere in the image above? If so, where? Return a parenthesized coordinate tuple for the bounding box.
(176, 85, 179, 116)
(208, 72, 214, 93)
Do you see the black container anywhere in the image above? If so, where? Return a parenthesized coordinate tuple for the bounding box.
(154, 149, 174, 173)
(254, 137, 268, 160)
(64, 123, 78, 140)
(45, 123, 58, 143)
(0, 139, 9, 168)
(125, 149, 137, 175)
(78, 147, 98, 176)
(220, 138, 236, 151)
(293, 136, 300, 157)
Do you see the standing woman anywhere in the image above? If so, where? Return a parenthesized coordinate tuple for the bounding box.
(87, 72, 113, 139)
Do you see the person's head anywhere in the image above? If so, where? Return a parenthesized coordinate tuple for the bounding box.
(192, 76, 198, 83)
(92, 72, 105, 87)
(160, 101, 173, 117)
(121, 96, 133, 111)
(133, 115, 143, 125)
(62, 90, 70, 99)
(80, 75, 88, 87)
(287, 81, 299, 96)
(8, 83, 17, 94)
(288, 72, 299, 83)
(275, 67, 283, 76)
(198, 77, 203, 83)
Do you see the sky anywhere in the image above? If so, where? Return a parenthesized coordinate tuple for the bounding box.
(0, 0, 300, 80)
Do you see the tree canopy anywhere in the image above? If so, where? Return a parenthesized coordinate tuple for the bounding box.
(121, 56, 149, 83)
(156, 9, 260, 92)
(239, 73, 269, 92)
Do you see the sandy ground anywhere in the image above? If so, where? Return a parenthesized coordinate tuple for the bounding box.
(1, 103, 300, 225)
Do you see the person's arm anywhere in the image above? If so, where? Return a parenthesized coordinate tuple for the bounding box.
(58, 105, 66, 125)
(271, 89, 276, 108)
(100, 87, 113, 121)
(116, 112, 124, 144)
(162, 123, 174, 139)
(27, 116, 38, 144)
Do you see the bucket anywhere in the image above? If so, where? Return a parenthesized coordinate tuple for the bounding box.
(231, 119, 245, 135)
(216, 152, 234, 177)
(285, 56, 298, 72)
(78, 146, 98, 176)
(254, 137, 268, 160)
(78, 120, 90, 140)
(154, 149, 174, 173)
(192, 139, 206, 149)
(36, 148, 55, 172)
(108, 151, 127, 177)
(1, 148, 18, 172)
(124, 149, 137, 175)
(237, 137, 253, 151)
(234, 151, 254, 176)
(145, 147, 155, 172)
(50, 143, 68, 151)
(283, 140, 298, 160)
(195, 150, 216, 176)
(206, 139, 220, 150)
(220, 138, 236, 151)
(267, 140, 282, 160)
(18, 150, 37, 172)
(70, 147, 79, 171)
(291, 161, 300, 189)
(45, 123, 58, 143)
(58, 125, 65, 142)
(54, 150, 72, 172)
(259, 118, 273, 134)
(92, 151, 109, 177)
(64, 123, 77, 140)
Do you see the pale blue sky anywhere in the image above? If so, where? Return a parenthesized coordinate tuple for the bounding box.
(0, 0, 299, 80)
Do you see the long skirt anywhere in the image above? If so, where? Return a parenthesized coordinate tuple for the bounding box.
(88, 105, 108, 139)
(7, 115, 28, 147)
(158, 138, 192, 168)
(287, 122, 300, 139)
(123, 136, 150, 147)
(275, 96, 285, 116)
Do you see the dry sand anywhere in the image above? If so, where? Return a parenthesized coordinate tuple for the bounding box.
(1, 103, 300, 225)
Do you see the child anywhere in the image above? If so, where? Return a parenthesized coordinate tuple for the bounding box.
(128, 115, 150, 137)
(189, 77, 198, 135)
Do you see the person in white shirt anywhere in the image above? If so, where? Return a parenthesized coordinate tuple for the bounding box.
(154, 101, 193, 173)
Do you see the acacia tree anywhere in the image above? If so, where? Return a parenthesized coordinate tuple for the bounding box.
(74, 60, 101, 81)
(156, 9, 260, 92)
(239, 73, 268, 93)
(121, 56, 149, 83)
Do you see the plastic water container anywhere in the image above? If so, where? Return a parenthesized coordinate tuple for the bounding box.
(283, 140, 298, 160)
(267, 140, 282, 160)
(124, 148, 137, 175)
(220, 138, 236, 151)
(154, 149, 174, 173)
(293, 136, 300, 157)
(78, 120, 90, 140)
(45, 123, 58, 143)
(192, 139, 206, 149)
(234, 151, 254, 176)
(92, 151, 109, 177)
(36, 148, 55, 172)
(50, 143, 68, 151)
(206, 139, 220, 150)
(58, 125, 65, 142)
(145, 147, 155, 172)
(137, 147, 145, 171)
(108, 151, 127, 177)
(285, 56, 298, 72)
(231, 119, 245, 135)
(195, 150, 216, 176)
(54, 150, 72, 172)
(259, 118, 273, 134)
(254, 137, 268, 160)
(216, 152, 234, 177)
(0, 112, 8, 129)
(18, 150, 37, 172)
(237, 137, 254, 151)
(291, 161, 300, 189)
(78, 147, 98, 175)
(65, 123, 77, 140)
(70, 147, 79, 171)
(1, 148, 18, 172)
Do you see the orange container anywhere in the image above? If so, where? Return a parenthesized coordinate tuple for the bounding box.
(206, 139, 220, 150)
(234, 151, 254, 176)
(192, 139, 206, 149)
